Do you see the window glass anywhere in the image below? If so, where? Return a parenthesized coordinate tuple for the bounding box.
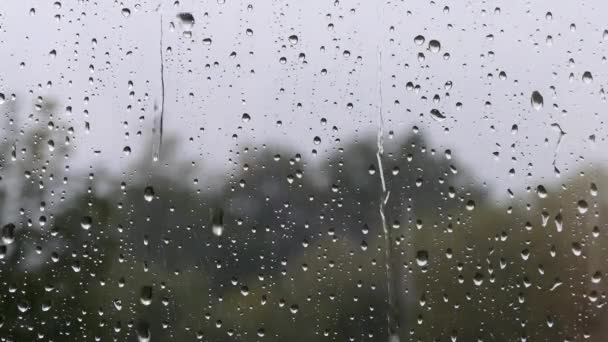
(0, 1, 607, 341)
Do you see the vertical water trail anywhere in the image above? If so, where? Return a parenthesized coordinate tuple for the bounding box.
(550, 122, 566, 176)
(153, 5, 165, 162)
(375, 3, 399, 341)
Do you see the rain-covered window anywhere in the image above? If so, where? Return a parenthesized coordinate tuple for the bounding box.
(0, 1, 607, 341)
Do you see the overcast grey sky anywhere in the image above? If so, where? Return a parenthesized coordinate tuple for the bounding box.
(1, 0, 607, 199)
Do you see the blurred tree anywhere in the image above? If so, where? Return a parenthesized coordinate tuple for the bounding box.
(0, 98, 606, 341)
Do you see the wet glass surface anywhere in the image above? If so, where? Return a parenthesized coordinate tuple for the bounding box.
(0, 1, 607, 341)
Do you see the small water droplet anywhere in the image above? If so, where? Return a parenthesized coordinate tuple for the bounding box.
(428, 40, 441, 53)
(2, 224, 15, 245)
(536, 185, 547, 198)
(592, 271, 602, 284)
(531, 91, 544, 110)
(140, 286, 153, 305)
(577, 200, 588, 214)
(416, 250, 429, 267)
(17, 300, 31, 313)
(582, 71, 593, 84)
(571, 242, 582, 256)
(136, 321, 151, 342)
(177, 12, 194, 35)
(465, 200, 475, 211)
(473, 272, 484, 286)
(430, 109, 446, 121)
(368, 164, 376, 175)
(80, 216, 92, 230)
(554, 212, 563, 232)
(144, 186, 155, 202)
(210, 208, 224, 236)
(590, 183, 598, 196)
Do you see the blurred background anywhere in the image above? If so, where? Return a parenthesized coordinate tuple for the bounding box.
(0, 0, 607, 341)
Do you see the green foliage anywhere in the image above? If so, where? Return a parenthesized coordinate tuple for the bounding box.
(0, 107, 606, 341)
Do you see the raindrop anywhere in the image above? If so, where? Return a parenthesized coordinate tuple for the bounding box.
(531, 91, 544, 110)
(473, 272, 484, 286)
(288, 35, 299, 45)
(571, 242, 582, 256)
(592, 271, 602, 284)
(144, 186, 155, 202)
(80, 216, 92, 230)
(2, 224, 15, 245)
(465, 200, 475, 211)
(136, 321, 151, 342)
(430, 109, 446, 121)
(177, 13, 195, 31)
(210, 208, 224, 236)
(582, 71, 593, 84)
(414, 35, 425, 45)
(541, 211, 549, 227)
(17, 301, 31, 313)
(536, 185, 547, 198)
(140, 286, 153, 305)
(368, 164, 376, 175)
(41, 301, 52, 312)
(590, 183, 598, 196)
(577, 200, 588, 214)
(428, 40, 441, 53)
(554, 212, 563, 232)
(416, 250, 429, 267)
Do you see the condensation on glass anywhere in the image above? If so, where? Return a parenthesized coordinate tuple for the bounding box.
(0, 1, 607, 341)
